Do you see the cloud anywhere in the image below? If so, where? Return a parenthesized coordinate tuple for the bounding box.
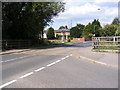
(94, 0, 119, 3)
(46, 0, 118, 29)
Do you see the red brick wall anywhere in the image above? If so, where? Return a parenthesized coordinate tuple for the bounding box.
(67, 32, 70, 35)
(56, 32, 61, 35)
(71, 37, 90, 42)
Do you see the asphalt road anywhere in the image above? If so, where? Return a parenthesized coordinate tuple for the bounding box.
(1, 42, 118, 88)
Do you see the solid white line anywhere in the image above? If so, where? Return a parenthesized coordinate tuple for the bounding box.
(61, 57, 66, 60)
(3, 55, 36, 63)
(47, 62, 56, 67)
(0, 80, 17, 88)
(80, 56, 108, 66)
(35, 67, 45, 72)
(19, 72, 33, 79)
(55, 60, 61, 63)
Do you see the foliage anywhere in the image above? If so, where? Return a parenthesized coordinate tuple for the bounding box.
(70, 24, 85, 38)
(59, 26, 65, 29)
(112, 17, 120, 25)
(2, 2, 65, 40)
(55, 34, 72, 40)
(82, 23, 93, 38)
(59, 25, 68, 29)
(99, 24, 118, 36)
(83, 19, 101, 38)
(47, 27, 55, 39)
(56, 35, 62, 40)
(115, 26, 120, 36)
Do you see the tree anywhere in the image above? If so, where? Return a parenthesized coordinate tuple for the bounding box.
(47, 27, 55, 39)
(59, 26, 65, 29)
(82, 23, 93, 38)
(83, 19, 101, 38)
(115, 26, 120, 36)
(99, 24, 118, 36)
(112, 17, 120, 25)
(70, 24, 85, 38)
(2, 2, 65, 40)
(91, 19, 101, 37)
(59, 25, 68, 29)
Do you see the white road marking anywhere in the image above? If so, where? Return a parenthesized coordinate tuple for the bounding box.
(0, 80, 17, 88)
(19, 72, 33, 79)
(65, 55, 69, 58)
(2, 55, 36, 63)
(55, 60, 61, 63)
(79, 56, 108, 66)
(61, 57, 66, 60)
(35, 67, 45, 72)
(0, 61, 3, 63)
(47, 62, 56, 67)
(1, 55, 72, 87)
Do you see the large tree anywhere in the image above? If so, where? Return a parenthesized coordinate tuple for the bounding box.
(2, 2, 65, 40)
(99, 24, 118, 36)
(83, 19, 101, 37)
(115, 26, 120, 36)
(47, 27, 55, 39)
(112, 17, 120, 25)
(70, 24, 85, 38)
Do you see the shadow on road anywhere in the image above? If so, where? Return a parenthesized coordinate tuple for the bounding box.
(31, 42, 92, 50)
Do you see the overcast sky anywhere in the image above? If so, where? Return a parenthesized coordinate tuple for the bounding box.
(45, 0, 119, 30)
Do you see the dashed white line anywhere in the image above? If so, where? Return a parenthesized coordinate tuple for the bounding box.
(55, 60, 61, 63)
(35, 67, 45, 72)
(0, 80, 17, 88)
(3, 55, 36, 63)
(65, 55, 69, 58)
(47, 62, 56, 67)
(0, 61, 3, 63)
(61, 57, 66, 60)
(19, 72, 33, 79)
(1, 54, 72, 88)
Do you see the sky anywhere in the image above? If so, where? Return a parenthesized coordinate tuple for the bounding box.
(45, 0, 119, 30)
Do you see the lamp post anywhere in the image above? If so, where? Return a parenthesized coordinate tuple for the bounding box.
(93, 8, 100, 37)
(93, 25, 97, 37)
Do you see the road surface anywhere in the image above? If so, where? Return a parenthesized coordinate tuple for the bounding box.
(1, 42, 118, 88)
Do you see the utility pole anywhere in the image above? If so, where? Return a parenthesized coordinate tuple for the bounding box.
(70, 20, 72, 29)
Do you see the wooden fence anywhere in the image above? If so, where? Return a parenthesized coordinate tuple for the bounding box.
(0, 40, 32, 51)
(92, 36, 120, 50)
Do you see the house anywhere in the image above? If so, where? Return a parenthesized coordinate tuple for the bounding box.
(43, 29, 70, 40)
(55, 29, 70, 36)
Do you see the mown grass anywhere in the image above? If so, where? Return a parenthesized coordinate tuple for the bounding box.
(96, 42, 119, 50)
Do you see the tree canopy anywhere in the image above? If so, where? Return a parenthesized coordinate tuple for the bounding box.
(112, 17, 120, 25)
(99, 17, 119, 36)
(99, 24, 118, 36)
(47, 27, 55, 39)
(83, 19, 101, 38)
(70, 24, 85, 38)
(2, 2, 65, 40)
(59, 25, 68, 29)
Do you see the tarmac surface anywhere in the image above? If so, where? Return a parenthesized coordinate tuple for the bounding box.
(0, 42, 118, 88)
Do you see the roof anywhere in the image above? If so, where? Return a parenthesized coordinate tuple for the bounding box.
(43, 29, 70, 33)
(55, 29, 70, 33)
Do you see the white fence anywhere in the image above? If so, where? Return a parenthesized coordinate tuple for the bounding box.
(92, 36, 120, 50)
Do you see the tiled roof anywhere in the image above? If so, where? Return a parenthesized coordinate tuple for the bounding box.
(43, 29, 70, 33)
(55, 29, 70, 33)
